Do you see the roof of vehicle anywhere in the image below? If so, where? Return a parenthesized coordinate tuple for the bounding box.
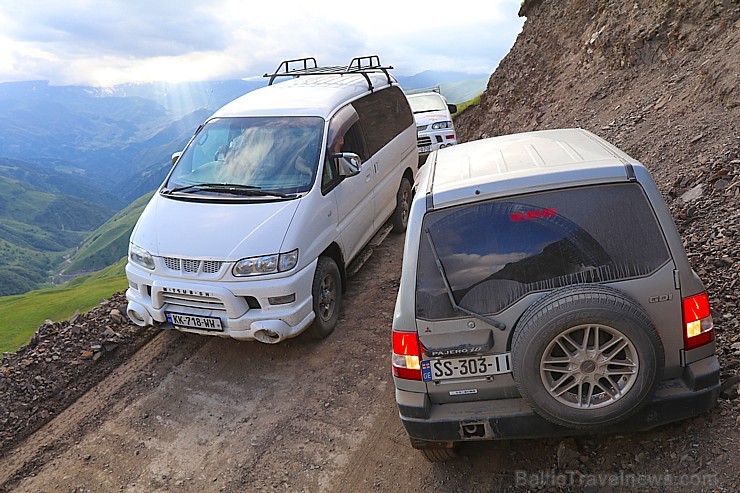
(210, 73, 396, 120)
(426, 128, 642, 208)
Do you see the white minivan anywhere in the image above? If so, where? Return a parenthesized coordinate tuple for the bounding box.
(125, 56, 417, 343)
(405, 88, 458, 162)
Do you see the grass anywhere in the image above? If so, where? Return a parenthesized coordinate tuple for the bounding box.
(0, 259, 128, 354)
(61, 191, 153, 275)
(452, 94, 482, 117)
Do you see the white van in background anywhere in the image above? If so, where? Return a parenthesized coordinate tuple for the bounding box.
(125, 56, 417, 343)
(405, 87, 458, 163)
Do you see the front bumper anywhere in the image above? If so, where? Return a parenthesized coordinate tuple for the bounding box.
(125, 258, 317, 342)
(397, 356, 721, 443)
(417, 130, 457, 156)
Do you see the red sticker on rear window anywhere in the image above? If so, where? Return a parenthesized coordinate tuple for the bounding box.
(510, 208, 557, 222)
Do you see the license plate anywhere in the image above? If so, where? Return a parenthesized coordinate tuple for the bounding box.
(422, 353, 511, 382)
(418, 145, 432, 154)
(166, 312, 223, 331)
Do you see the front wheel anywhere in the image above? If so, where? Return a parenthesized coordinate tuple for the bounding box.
(391, 177, 412, 234)
(305, 256, 342, 339)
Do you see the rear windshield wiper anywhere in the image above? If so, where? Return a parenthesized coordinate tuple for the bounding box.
(424, 228, 506, 331)
(162, 183, 293, 198)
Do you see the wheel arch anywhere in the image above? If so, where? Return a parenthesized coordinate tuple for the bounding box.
(319, 242, 347, 293)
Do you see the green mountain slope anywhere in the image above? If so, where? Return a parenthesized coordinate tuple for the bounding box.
(0, 259, 128, 354)
(0, 157, 125, 209)
(0, 175, 113, 296)
(60, 191, 153, 276)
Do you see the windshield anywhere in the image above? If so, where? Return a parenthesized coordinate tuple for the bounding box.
(165, 116, 324, 197)
(408, 94, 447, 114)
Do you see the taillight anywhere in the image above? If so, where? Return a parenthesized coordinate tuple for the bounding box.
(392, 330, 422, 380)
(683, 291, 714, 350)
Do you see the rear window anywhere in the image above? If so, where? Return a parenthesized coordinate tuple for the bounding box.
(416, 183, 671, 320)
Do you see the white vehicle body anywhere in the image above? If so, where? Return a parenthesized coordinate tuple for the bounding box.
(406, 90, 458, 160)
(126, 57, 417, 343)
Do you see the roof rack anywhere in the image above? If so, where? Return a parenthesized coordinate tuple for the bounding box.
(263, 55, 394, 92)
(403, 85, 441, 95)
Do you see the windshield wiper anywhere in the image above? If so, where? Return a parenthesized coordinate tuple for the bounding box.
(162, 183, 293, 198)
(414, 109, 443, 114)
(424, 228, 506, 331)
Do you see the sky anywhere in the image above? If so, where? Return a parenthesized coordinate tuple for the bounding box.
(0, 0, 525, 87)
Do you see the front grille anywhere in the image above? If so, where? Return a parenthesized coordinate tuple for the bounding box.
(163, 257, 223, 275)
(418, 136, 433, 147)
(162, 291, 226, 311)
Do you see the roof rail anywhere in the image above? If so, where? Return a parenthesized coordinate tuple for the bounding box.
(263, 55, 394, 92)
(403, 86, 441, 95)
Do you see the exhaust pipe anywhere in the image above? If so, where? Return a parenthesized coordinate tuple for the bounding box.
(253, 329, 283, 344)
(250, 316, 314, 344)
(127, 301, 153, 327)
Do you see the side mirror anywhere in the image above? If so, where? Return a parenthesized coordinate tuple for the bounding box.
(171, 151, 183, 166)
(334, 152, 361, 177)
(447, 103, 458, 114)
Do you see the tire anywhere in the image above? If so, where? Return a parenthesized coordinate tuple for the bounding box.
(511, 284, 664, 429)
(391, 177, 412, 234)
(409, 437, 458, 462)
(305, 256, 342, 339)
(421, 447, 457, 463)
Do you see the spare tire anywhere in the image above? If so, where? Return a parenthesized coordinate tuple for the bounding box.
(511, 284, 664, 429)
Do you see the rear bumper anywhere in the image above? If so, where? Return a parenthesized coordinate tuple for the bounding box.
(398, 356, 720, 443)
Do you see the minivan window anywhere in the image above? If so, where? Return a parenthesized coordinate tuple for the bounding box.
(165, 116, 323, 196)
(353, 86, 413, 156)
(416, 183, 672, 320)
(321, 121, 367, 194)
(408, 94, 447, 114)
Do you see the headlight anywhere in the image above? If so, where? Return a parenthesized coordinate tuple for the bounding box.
(233, 249, 299, 277)
(431, 121, 452, 130)
(129, 243, 155, 270)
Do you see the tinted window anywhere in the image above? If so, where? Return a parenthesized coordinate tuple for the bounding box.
(321, 122, 367, 194)
(416, 184, 671, 320)
(352, 86, 413, 156)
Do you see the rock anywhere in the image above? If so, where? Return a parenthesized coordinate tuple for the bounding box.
(69, 310, 81, 324)
(714, 179, 730, 190)
(101, 328, 117, 339)
(680, 184, 704, 203)
(654, 93, 671, 110)
(557, 438, 580, 469)
(110, 309, 124, 325)
(80, 351, 94, 360)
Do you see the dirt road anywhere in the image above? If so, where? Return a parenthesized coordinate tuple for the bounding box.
(1, 232, 737, 492)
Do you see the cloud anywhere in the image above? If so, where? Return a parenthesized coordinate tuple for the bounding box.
(443, 251, 529, 289)
(0, 0, 524, 86)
